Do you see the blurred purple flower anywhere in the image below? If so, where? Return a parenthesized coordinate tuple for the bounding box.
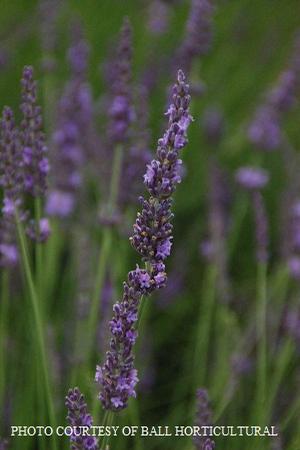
(248, 34, 300, 151)
(284, 309, 300, 343)
(202, 107, 225, 145)
(120, 84, 152, 206)
(146, 1, 171, 35)
(108, 18, 134, 145)
(0, 106, 22, 267)
(287, 256, 300, 279)
(46, 30, 92, 218)
(248, 106, 282, 151)
(96, 70, 192, 411)
(231, 353, 253, 377)
(39, 0, 61, 73)
(20, 66, 49, 197)
(176, 0, 214, 74)
(0, 439, 8, 450)
(193, 389, 215, 450)
(235, 166, 269, 190)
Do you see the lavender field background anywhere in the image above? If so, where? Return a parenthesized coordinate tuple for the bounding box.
(1, 0, 300, 449)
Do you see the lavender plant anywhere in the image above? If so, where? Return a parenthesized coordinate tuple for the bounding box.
(95, 69, 193, 411)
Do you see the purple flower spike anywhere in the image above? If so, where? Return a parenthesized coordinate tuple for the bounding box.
(202, 439, 215, 450)
(248, 35, 300, 152)
(96, 70, 192, 411)
(0, 107, 23, 211)
(109, 18, 133, 145)
(193, 389, 215, 450)
(0, 106, 22, 267)
(147, 1, 171, 35)
(176, 0, 214, 74)
(235, 166, 269, 190)
(20, 66, 49, 197)
(65, 387, 99, 450)
(46, 30, 92, 218)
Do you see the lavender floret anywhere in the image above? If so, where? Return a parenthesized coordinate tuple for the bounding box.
(96, 70, 192, 411)
(65, 387, 98, 450)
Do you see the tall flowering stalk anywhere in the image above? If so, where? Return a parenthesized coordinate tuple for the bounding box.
(235, 166, 269, 426)
(95, 70, 193, 411)
(84, 19, 134, 373)
(8, 67, 57, 450)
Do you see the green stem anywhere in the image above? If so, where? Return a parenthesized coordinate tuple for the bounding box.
(254, 262, 267, 426)
(87, 145, 123, 361)
(266, 339, 294, 420)
(193, 264, 217, 387)
(101, 411, 114, 450)
(128, 399, 143, 450)
(15, 212, 57, 450)
(227, 193, 248, 258)
(35, 197, 43, 296)
(0, 270, 9, 424)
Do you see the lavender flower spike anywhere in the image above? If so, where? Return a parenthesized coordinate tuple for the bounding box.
(0, 106, 22, 267)
(176, 0, 214, 74)
(193, 389, 215, 450)
(65, 387, 99, 450)
(96, 70, 193, 411)
(20, 66, 49, 197)
(109, 17, 133, 145)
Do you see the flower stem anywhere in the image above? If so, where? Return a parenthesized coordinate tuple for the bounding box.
(0, 270, 9, 420)
(254, 262, 267, 427)
(193, 264, 218, 387)
(15, 211, 57, 450)
(100, 411, 114, 450)
(87, 144, 123, 360)
(35, 197, 43, 295)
